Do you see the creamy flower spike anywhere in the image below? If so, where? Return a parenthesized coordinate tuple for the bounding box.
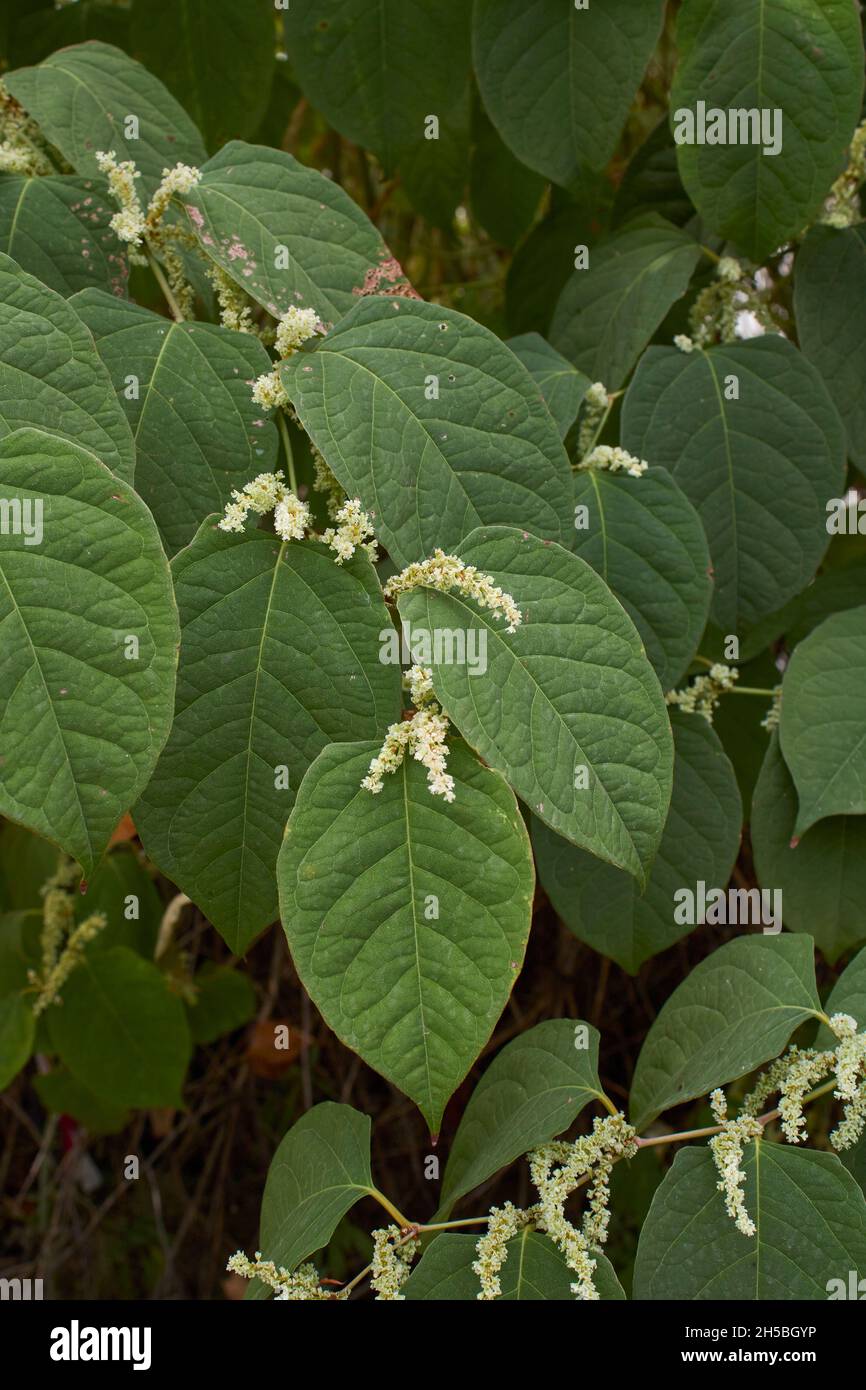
(361, 666, 454, 802)
(577, 444, 648, 478)
(577, 380, 610, 458)
(708, 1090, 763, 1236)
(666, 663, 738, 723)
(226, 1251, 339, 1301)
(28, 857, 106, 1017)
(370, 1226, 420, 1301)
(218, 468, 376, 560)
(384, 549, 522, 634)
(251, 305, 324, 409)
(96, 150, 147, 245)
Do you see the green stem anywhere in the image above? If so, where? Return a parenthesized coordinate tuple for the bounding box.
(145, 245, 184, 323)
(367, 1187, 412, 1230)
(277, 410, 298, 494)
(728, 686, 776, 697)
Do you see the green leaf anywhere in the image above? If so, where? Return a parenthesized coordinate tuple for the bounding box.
(187, 966, 256, 1045)
(0, 430, 178, 879)
(283, 1, 471, 227)
(438, 1019, 607, 1217)
(612, 120, 693, 230)
(257, 1102, 374, 1278)
(129, 0, 275, 154)
(0, 175, 128, 299)
(795, 225, 866, 478)
(779, 606, 866, 835)
(572, 466, 712, 690)
(46, 945, 190, 1107)
(671, 0, 864, 263)
(71, 290, 279, 556)
(397, 526, 673, 885)
(473, 0, 664, 188)
(136, 525, 400, 953)
(0, 911, 41, 995)
(752, 734, 866, 964)
(470, 104, 546, 250)
(184, 141, 409, 322)
(0, 253, 134, 484)
(630, 935, 822, 1131)
(549, 217, 702, 389)
(506, 333, 590, 440)
(5, 40, 207, 197)
(634, 1142, 866, 1299)
(282, 298, 575, 567)
(622, 338, 846, 631)
(533, 713, 742, 974)
(277, 740, 534, 1132)
(506, 199, 604, 338)
(820, 946, 866, 1042)
(404, 1230, 625, 1301)
(0, 823, 58, 911)
(34, 1065, 128, 1133)
(0, 992, 35, 1088)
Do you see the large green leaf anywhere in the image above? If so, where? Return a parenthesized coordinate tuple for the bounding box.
(283, 0, 471, 227)
(0, 254, 134, 484)
(404, 1230, 625, 1301)
(779, 607, 866, 835)
(277, 740, 534, 1132)
(130, 0, 275, 153)
(470, 105, 546, 250)
(0, 175, 128, 298)
(671, 0, 864, 263)
(72, 290, 279, 556)
(473, 0, 664, 188)
(136, 525, 400, 954)
(622, 338, 846, 631)
(282, 298, 574, 566)
(533, 713, 742, 974)
(34, 1065, 128, 1134)
(816, 946, 866, 1048)
(506, 333, 590, 441)
(630, 935, 822, 1131)
(438, 1019, 607, 1217)
(795, 225, 866, 478)
(184, 141, 409, 323)
(572, 466, 712, 690)
(397, 526, 673, 885)
(6, 40, 206, 196)
(634, 1142, 866, 1299)
(0, 429, 178, 878)
(549, 216, 702, 389)
(752, 734, 866, 964)
(506, 201, 602, 338)
(0, 992, 35, 1089)
(612, 120, 693, 230)
(257, 1103, 373, 1280)
(47, 945, 190, 1107)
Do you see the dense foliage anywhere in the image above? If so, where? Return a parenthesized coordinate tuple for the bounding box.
(2, 0, 866, 1304)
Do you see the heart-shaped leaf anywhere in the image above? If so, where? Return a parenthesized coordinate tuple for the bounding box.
(277, 740, 534, 1132)
(5, 40, 207, 196)
(473, 0, 664, 188)
(572, 466, 712, 690)
(634, 1142, 866, 1299)
(533, 713, 742, 974)
(0, 429, 178, 878)
(671, 0, 863, 262)
(438, 1019, 608, 1217)
(779, 607, 866, 835)
(0, 253, 134, 483)
(630, 935, 822, 1131)
(73, 289, 279, 555)
(184, 141, 410, 322)
(0, 175, 128, 299)
(282, 297, 575, 567)
(136, 525, 400, 953)
(622, 337, 846, 631)
(397, 526, 673, 885)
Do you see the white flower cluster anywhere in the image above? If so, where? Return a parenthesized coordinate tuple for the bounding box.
(0, 80, 53, 175)
(666, 663, 738, 723)
(361, 666, 454, 802)
(687, 257, 780, 347)
(226, 1250, 338, 1300)
(322, 497, 378, 565)
(674, 334, 696, 353)
(251, 306, 323, 410)
(146, 162, 201, 225)
(312, 445, 347, 520)
(820, 121, 866, 228)
(207, 262, 256, 335)
(709, 1012, 866, 1236)
(761, 684, 783, 732)
(28, 857, 106, 1017)
(473, 1113, 637, 1302)
(370, 1226, 419, 1300)
(96, 150, 147, 245)
(577, 381, 610, 458)
(384, 549, 522, 634)
(577, 445, 648, 479)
